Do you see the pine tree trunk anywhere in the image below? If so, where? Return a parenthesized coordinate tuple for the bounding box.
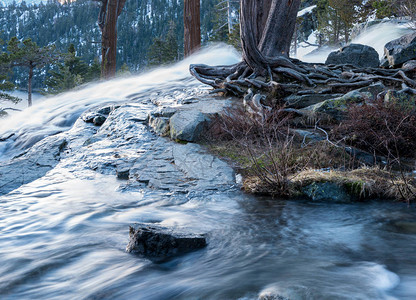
(240, 0, 301, 74)
(98, 0, 126, 79)
(259, 0, 301, 57)
(184, 0, 201, 57)
(28, 64, 33, 107)
(101, 0, 117, 79)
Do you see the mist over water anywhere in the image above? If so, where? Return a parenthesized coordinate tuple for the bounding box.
(297, 21, 414, 63)
(1, 37, 416, 300)
(0, 45, 240, 159)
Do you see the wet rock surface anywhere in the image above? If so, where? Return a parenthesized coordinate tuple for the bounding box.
(303, 182, 354, 203)
(126, 225, 207, 261)
(0, 135, 68, 195)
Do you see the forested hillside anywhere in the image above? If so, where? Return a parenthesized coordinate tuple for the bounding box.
(0, 0, 238, 88)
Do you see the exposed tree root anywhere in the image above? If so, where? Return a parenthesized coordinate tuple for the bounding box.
(190, 57, 416, 99)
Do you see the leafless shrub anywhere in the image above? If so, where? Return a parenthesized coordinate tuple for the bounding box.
(333, 98, 416, 204)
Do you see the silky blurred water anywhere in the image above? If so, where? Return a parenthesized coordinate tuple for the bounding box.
(1, 44, 416, 300)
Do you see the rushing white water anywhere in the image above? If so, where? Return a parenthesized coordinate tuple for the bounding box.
(1, 44, 416, 300)
(0, 45, 240, 160)
(298, 21, 414, 63)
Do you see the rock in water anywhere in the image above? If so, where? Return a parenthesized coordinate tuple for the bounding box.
(381, 32, 416, 68)
(126, 225, 207, 261)
(325, 44, 379, 68)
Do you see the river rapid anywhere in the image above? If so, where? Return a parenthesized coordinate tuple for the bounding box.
(1, 41, 416, 299)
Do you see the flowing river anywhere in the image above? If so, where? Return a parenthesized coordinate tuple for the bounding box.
(1, 34, 416, 299)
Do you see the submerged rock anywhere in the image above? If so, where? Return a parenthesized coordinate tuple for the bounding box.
(303, 182, 353, 203)
(126, 225, 207, 261)
(381, 32, 416, 68)
(325, 44, 380, 68)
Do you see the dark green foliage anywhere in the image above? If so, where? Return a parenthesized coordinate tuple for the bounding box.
(211, 0, 229, 43)
(44, 44, 89, 94)
(0, 39, 19, 104)
(228, 22, 241, 51)
(6, 37, 62, 105)
(147, 21, 179, 66)
(84, 57, 101, 82)
(316, 0, 362, 45)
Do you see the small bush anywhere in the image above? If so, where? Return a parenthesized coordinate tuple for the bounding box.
(333, 99, 416, 159)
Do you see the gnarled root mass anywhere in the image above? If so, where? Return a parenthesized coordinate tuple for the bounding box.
(190, 57, 416, 99)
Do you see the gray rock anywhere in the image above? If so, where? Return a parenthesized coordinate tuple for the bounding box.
(93, 115, 106, 126)
(172, 143, 235, 190)
(402, 60, 416, 71)
(170, 110, 209, 142)
(0, 135, 67, 196)
(303, 182, 353, 203)
(148, 107, 177, 136)
(126, 225, 207, 262)
(355, 82, 386, 97)
(149, 116, 170, 136)
(150, 107, 177, 118)
(382, 32, 416, 67)
(325, 44, 380, 68)
(116, 168, 130, 180)
(390, 220, 416, 234)
(303, 90, 372, 121)
(384, 90, 416, 107)
(284, 93, 343, 109)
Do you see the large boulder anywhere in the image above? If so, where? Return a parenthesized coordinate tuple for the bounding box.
(381, 32, 416, 68)
(126, 225, 207, 262)
(325, 44, 380, 68)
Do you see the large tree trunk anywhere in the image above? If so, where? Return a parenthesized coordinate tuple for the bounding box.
(97, 0, 126, 79)
(241, 0, 301, 74)
(184, 0, 201, 57)
(259, 0, 301, 57)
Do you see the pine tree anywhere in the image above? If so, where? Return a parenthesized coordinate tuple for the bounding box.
(8, 37, 61, 106)
(44, 44, 89, 94)
(85, 57, 101, 82)
(147, 21, 179, 67)
(0, 40, 20, 105)
(211, 0, 229, 42)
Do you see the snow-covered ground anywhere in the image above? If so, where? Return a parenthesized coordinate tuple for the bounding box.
(297, 5, 317, 17)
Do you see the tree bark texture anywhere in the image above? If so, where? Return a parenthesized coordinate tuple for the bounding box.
(184, 0, 201, 57)
(240, 0, 301, 74)
(98, 0, 126, 79)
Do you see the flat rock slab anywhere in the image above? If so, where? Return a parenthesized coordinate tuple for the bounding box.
(173, 143, 236, 190)
(126, 225, 207, 262)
